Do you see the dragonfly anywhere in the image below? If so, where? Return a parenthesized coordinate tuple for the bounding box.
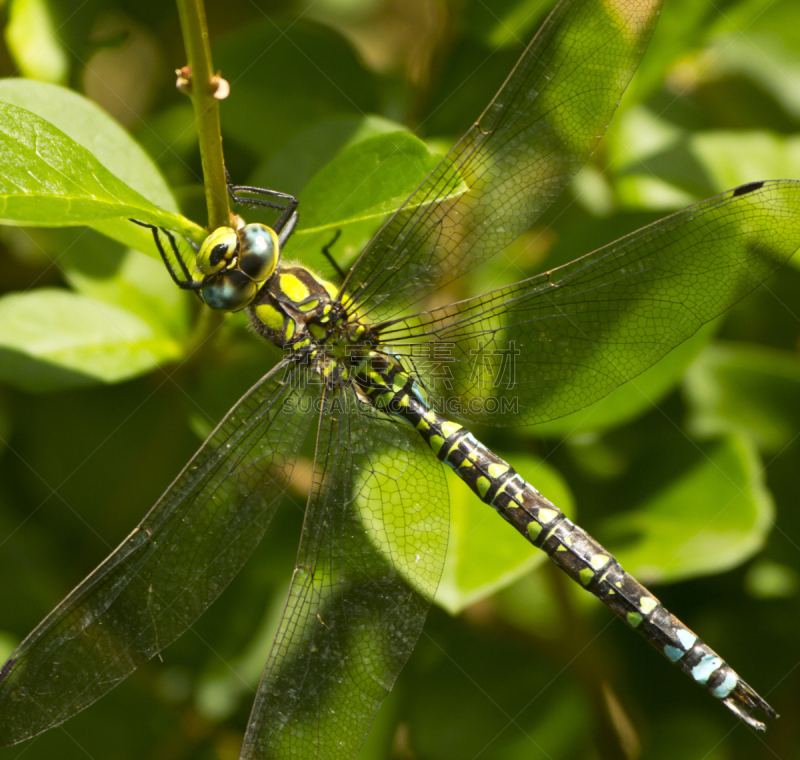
(1, 0, 799, 756)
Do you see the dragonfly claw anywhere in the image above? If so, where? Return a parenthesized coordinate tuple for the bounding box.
(722, 680, 778, 730)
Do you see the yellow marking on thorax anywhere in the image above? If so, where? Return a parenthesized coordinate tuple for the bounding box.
(297, 298, 320, 312)
(279, 273, 310, 303)
(255, 303, 284, 332)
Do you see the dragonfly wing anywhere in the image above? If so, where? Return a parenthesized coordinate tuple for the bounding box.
(0, 358, 315, 745)
(241, 386, 448, 759)
(380, 180, 800, 426)
(343, 0, 663, 321)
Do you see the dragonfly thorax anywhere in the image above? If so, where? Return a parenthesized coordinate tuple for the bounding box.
(250, 265, 349, 346)
(250, 264, 381, 389)
(195, 223, 280, 312)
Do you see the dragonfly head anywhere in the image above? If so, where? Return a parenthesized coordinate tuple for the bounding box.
(196, 223, 281, 311)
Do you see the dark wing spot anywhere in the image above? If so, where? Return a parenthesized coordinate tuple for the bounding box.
(733, 181, 765, 197)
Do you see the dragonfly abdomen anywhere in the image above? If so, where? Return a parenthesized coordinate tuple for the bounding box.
(358, 358, 776, 729)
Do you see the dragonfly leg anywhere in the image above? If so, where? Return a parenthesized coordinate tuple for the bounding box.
(227, 182, 299, 242)
(321, 229, 345, 280)
(129, 219, 200, 291)
(277, 209, 299, 248)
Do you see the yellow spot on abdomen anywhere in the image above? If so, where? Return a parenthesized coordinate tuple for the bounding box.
(440, 421, 462, 439)
(488, 462, 509, 479)
(537, 507, 558, 524)
(639, 597, 658, 614)
(627, 612, 642, 628)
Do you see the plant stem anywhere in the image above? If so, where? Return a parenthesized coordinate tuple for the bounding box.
(176, 0, 230, 232)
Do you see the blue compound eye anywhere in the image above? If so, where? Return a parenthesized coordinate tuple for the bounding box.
(237, 223, 280, 283)
(197, 227, 238, 275)
(201, 270, 258, 312)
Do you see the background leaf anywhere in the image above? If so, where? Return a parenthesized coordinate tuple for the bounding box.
(685, 342, 800, 452)
(0, 289, 183, 391)
(0, 102, 199, 242)
(603, 435, 774, 584)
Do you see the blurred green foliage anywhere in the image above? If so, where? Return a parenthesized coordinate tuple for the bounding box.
(0, 0, 799, 758)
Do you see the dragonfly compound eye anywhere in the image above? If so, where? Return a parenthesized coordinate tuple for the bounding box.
(238, 223, 280, 282)
(197, 227, 239, 275)
(201, 270, 258, 312)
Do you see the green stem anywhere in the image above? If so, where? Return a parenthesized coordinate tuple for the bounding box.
(176, 0, 230, 232)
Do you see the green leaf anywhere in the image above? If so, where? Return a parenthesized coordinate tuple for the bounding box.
(609, 105, 684, 174)
(0, 102, 202, 248)
(612, 109, 800, 254)
(0, 79, 177, 211)
(702, 1, 800, 119)
(744, 559, 799, 599)
(292, 132, 466, 268)
(249, 117, 424, 272)
(0, 289, 184, 391)
(620, 0, 711, 104)
(215, 21, 378, 160)
(0, 79, 201, 262)
(461, 0, 554, 48)
(435, 451, 574, 614)
(602, 435, 773, 584)
(252, 114, 414, 198)
(684, 342, 800, 452)
(5, 0, 69, 84)
(618, 124, 800, 204)
(54, 229, 192, 341)
(298, 131, 452, 232)
(289, 131, 459, 269)
(691, 130, 800, 194)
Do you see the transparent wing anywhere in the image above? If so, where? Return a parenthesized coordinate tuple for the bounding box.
(342, 0, 662, 321)
(378, 181, 800, 426)
(240, 385, 448, 759)
(0, 358, 314, 745)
